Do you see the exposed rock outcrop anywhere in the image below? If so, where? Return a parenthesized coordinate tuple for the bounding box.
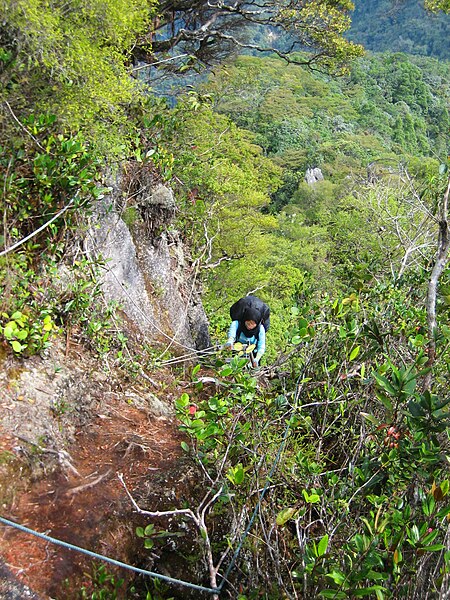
(85, 165, 211, 352)
(0, 560, 42, 599)
(305, 167, 324, 185)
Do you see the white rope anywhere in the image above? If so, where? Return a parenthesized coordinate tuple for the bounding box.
(0, 195, 77, 257)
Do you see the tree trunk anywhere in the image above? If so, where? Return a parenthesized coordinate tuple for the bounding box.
(424, 176, 450, 391)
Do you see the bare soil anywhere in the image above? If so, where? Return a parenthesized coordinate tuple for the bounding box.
(0, 339, 191, 599)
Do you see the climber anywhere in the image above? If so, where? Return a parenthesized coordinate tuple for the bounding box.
(224, 295, 270, 367)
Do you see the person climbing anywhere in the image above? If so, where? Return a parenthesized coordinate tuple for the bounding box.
(225, 295, 270, 367)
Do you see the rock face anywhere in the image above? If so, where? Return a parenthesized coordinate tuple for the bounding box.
(86, 165, 211, 352)
(0, 560, 42, 599)
(305, 167, 324, 185)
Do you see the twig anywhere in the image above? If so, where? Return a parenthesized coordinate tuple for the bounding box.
(118, 472, 195, 519)
(117, 472, 221, 597)
(13, 434, 81, 477)
(3, 100, 47, 152)
(66, 469, 112, 496)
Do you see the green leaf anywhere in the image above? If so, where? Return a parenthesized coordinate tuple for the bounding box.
(192, 364, 201, 376)
(325, 570, 346, 585)
(349, 345, 360, 361)
(3, 325, 15, 339)
(419, 543, 444, 552)
(276, 507, 297, 526)
(144, 524, 155, 536)
(373, 373, 396, 395)
(11, 340, 24, 352)
(144, 538, 154, 549)
(353, 586, 387, 597)
(180, 441, 190, 452)
(318, 591, 348, 599)
(375, 392, 393, 412)
(177, 393, 190, 408)
(408, 401, 425, 417)
(409, 524, 420, 543)
(317, 534, 329, 557)
(421, 528, 438, 545)
(403, 377, 417, 396)
(136, 527, 145, 538)
(227, 464, 245, 485)
(360, 412, 380, 426)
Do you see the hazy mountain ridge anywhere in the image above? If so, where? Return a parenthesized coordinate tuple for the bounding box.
(348, 0, 450, 60)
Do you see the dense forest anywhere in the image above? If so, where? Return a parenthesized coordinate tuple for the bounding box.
(348, 0, 450, 60)
(1, 0, 450, 598)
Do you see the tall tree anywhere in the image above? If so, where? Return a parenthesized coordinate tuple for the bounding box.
(135, 0, 364, 75)
(1, 0, 158, 155)
(424, 175, 450, 390)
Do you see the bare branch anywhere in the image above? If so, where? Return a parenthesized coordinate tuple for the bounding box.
(134, 0, 363, 76)
(118, 471, 221, 595)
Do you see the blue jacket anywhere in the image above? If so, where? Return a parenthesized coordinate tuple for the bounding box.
(227, 320, 266, 361)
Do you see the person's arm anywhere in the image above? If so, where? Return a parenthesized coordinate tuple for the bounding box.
(254, 326, 266, 364)
(225, 321, 239, 348)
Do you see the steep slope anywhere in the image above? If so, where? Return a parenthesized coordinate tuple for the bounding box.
(0, 172, 211, 598)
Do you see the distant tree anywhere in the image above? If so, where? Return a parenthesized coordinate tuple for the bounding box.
(348, 0, 450, 60)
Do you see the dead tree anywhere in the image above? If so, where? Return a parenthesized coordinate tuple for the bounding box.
(424, 176, 450, 391)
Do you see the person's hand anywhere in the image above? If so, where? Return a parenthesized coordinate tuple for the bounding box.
(254, 353, 262, 367)
(224, 341, 233, 351)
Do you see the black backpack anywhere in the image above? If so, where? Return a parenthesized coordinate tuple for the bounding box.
(230, 296, 270, 336)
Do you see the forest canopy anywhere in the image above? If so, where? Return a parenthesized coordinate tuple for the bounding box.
(348, 0, 450, 60)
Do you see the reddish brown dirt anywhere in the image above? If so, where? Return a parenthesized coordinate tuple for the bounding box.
(0, 393, 186, 599)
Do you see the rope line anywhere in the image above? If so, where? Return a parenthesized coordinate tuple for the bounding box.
(0, 516, 220, 595)
(0, 367, 302, 596)
(0, 195, 77, 258)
